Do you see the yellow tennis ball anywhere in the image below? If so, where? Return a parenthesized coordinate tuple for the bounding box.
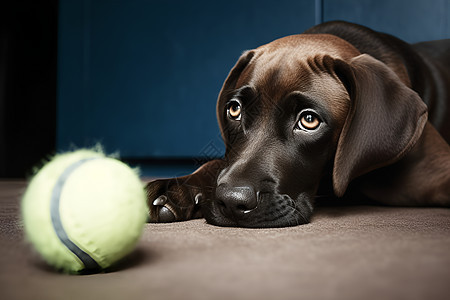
(21, 149, 148, 274)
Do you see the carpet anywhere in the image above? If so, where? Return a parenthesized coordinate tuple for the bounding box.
(1, 181, 449, 300)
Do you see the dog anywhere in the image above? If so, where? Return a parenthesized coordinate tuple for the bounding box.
(146, 21, 450, 228)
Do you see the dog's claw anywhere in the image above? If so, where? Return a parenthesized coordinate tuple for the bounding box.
(194, 193, 202, 205)
(153, 195, 168, 206)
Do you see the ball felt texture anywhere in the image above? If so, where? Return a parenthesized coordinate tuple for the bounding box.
(22, 149, 148, 273)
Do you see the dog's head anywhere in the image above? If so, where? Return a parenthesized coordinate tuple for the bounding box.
(202, 34, 427, 227)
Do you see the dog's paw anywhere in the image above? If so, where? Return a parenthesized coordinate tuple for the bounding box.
(150, 195, 176, 222)
(145, 178, 202, 223)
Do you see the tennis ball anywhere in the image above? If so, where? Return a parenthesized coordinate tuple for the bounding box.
(22, 149, 148, 274)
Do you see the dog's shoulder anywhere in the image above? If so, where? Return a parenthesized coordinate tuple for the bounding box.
(413, 39, 450, 69)
(304, 21, 411, 64)
(305, 21, 421, 91)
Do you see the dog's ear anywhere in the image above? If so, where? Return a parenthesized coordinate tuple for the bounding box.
(332, 54, 428, 197)
(216, 50, 255, 134)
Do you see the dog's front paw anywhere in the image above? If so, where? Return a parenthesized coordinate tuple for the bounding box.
(145, 178, 203, 223)
(151, 195, 176, 222)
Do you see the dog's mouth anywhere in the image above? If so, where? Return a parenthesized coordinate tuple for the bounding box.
(201, 192, 313, 228)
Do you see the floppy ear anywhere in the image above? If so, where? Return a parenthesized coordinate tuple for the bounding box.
(216, 50, 255, 134)
(332, 54, 428, 197)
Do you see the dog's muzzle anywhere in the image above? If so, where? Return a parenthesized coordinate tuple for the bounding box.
(201, 182, 312, 228)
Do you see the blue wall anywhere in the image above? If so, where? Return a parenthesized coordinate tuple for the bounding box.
(323, 0, 450, 42)
(57, 0, 316, 160)
(57, 0, 449, 175)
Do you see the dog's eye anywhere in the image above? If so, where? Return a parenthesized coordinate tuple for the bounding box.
(297, 110, 321, 130)
(227, 101, 242, 121)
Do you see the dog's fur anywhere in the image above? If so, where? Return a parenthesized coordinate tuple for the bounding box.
(146, 21, 450, 228)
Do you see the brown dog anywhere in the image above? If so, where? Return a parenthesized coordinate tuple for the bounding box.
(146, 21, 450, 227)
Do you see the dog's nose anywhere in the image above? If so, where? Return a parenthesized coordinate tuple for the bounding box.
(215, 184, 258, 215)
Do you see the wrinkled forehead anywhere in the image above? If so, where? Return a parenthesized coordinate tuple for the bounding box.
(237, 34, 359, 91)
(258, 34, 359, 57)
(234, 34, 359, 124)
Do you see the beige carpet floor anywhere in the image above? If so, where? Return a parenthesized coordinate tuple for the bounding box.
(1, 181, 450, 300)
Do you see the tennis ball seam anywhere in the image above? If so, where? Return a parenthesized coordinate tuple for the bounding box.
(50, 157, 102, 271)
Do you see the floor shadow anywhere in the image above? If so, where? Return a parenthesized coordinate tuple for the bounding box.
(103, 246, 157, 274)
(314, 189, 384, 218)
(33, 246, 158, 276)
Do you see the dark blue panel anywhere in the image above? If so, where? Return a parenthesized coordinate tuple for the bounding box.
(324, 0, 450, 43)
(57, 0, 316, 158)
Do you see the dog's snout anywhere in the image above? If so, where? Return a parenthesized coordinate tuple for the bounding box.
(215, 184, 258, 215)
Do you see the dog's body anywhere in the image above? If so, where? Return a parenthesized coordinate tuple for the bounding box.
(146, 21, 450, 227)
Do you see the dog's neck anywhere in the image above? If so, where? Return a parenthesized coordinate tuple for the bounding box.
(357, 122, 450, 206)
